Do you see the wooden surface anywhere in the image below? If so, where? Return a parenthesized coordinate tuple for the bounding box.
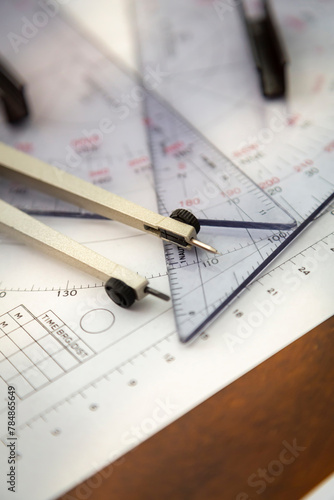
(60, 315, 334, 500)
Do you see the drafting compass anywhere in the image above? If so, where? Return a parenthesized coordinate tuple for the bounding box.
(0, 139, 221, 305)
(0, 134, 297, 308)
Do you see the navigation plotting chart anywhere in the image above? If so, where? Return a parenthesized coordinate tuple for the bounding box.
(0, 0, 333, 499)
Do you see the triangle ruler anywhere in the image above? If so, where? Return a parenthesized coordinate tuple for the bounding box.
(135, 0, 334, 341)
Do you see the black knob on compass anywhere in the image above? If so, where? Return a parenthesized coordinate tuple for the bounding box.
(105, 278, 136, 308)
(169, 209, 201, 234)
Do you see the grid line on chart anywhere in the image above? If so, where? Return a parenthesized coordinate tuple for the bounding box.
(0, 305, 95, 408)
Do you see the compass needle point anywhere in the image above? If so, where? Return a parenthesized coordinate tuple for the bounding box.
(191, 238, 219, 254)
(145, 287, 170, 301)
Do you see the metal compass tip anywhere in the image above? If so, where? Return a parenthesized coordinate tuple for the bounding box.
(145, 287, 170, 301)
(191, 238, 218, 254)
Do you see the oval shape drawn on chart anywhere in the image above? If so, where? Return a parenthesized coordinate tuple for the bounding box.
(80, 309, 115, 333)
